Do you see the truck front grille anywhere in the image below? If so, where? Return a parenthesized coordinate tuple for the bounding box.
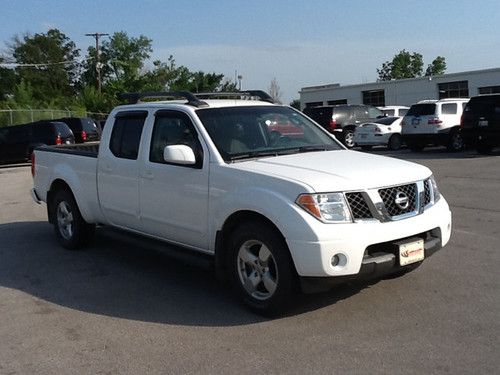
(423, 179, 432, 206)
(378, 183, 417, 217)
(345, 192, 373, 219)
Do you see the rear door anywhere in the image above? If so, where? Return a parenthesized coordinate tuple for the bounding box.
(139, 110, 209, 249)
(438, 102, 461, 131)
(98, 111, 148, 229)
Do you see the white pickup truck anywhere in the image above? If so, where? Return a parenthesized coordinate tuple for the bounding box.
(31, 91, 452, 313)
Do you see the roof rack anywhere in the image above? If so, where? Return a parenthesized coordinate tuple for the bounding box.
(119, 91, 208, 107)
(195, 90, 276, 103)
(120, 90, 276, 107)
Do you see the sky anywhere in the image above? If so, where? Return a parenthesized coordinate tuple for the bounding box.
(1, 0, 499, 103)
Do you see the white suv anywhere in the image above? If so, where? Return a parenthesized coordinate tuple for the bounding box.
(401, 98, 469, 151)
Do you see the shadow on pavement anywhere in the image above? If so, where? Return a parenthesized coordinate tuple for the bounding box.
(0, 221, 367, 326)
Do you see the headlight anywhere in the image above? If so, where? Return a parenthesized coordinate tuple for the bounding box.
(296, 193, 352, 223)
(430, 175, 441, 202)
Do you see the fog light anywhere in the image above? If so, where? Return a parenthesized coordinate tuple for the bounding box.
(330, 253, 347, 269)
(331, 254, 340, 267)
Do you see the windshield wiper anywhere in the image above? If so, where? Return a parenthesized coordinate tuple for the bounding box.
(229, 150, 280, 161)
(297, 145, 331, 152)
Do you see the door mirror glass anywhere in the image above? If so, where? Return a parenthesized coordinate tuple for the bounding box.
(163, 144, 196, 165)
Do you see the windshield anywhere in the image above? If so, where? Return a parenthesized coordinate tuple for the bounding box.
(196, 106, 342, 161)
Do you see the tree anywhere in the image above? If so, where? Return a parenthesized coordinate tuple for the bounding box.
(425, 56, 447, 76)
(289, 99, 300, 110)
(0, 57, 16, 100)
(268, 78, 282, 103)
(377, 50, 425, 81)
(10, 29, 80, 101)
(142, 55, 235, 93)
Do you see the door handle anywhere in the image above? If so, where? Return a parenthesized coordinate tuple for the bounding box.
(143, 171, 154, 180)
(102, 165, 112, 173)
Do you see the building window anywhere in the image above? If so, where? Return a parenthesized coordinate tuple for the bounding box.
(438, 81, 469, 99)
(362, 90, 385, 106)
(305, 101, 323, 108)
(327, 99, 347, 105)
(478, 85, 500, 94)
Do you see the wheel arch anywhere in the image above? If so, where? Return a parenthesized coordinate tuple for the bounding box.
(214, 210, 298, 281)
(46, 179, 74, 224)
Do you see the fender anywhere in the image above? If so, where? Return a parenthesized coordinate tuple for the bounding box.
(209, 186, 320, 252)
(49, 161, 100, 224)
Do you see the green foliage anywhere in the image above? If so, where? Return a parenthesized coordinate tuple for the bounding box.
(425, 56, 447, 76)
(0, 57, 16, 100)
(289, 99, 301, 109)
(377, 50, 446, 81)
(10, 29, 80, 100)
(0, 28, 240, 115)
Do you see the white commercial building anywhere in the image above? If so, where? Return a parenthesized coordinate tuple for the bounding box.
(299, 67, 500, 109)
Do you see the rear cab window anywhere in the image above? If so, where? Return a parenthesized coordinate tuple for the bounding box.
(82, 118, 98, 133)
(109, 112, 147, 160)
(51, 122, 74, 138)
(406, 104, 436, 116)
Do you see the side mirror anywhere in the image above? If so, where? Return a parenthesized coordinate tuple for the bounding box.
(163, 144, 196, 165)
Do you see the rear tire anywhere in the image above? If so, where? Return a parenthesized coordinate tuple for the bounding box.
(52, 189, 95, 250)
(476, 142, 493, 155)
(407, 141, 424, 152)
(388, 134, 403, 151)
(446, 129, 464, 152)
(227, 222, 295, 315)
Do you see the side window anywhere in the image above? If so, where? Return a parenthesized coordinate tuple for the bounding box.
(441, 103, 457, 115)
(33, 123, 53, 139)
(150, 111, 201, 166)
(109, 113, 147, 160)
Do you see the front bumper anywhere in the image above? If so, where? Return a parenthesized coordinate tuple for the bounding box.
(287, 197, 452, 279)
(300, 227, 442, 293)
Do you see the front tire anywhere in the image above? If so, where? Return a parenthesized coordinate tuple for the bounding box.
(342, 129, 355, 149)
(228, 222, 295, 314)
(52, 189, 94, 250)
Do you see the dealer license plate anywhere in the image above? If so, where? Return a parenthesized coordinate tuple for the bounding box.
(399, 239, 424, 266)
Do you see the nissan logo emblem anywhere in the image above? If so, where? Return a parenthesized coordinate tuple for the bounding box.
(394, 191, 409, 210)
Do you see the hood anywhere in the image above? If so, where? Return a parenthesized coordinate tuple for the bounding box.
(233, 150, 431, 192)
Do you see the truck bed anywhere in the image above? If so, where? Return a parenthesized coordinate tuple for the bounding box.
(36, 141, 100, 157)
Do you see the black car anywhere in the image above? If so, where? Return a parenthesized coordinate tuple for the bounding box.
(0, 121, 75, 164)
(303, 104, 384, 148)
(53, 117, 100, 143)
(461, 94, 500, 154)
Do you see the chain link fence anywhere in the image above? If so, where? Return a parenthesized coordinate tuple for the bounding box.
(0, 108, 108, 127)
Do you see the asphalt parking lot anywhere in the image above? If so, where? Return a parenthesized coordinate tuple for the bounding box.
(0, 148, 499, 374)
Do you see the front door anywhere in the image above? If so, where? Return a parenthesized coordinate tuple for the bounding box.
(139, 110, 209, 250)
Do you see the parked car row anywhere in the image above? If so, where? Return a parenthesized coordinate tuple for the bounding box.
(303, 94, 500, 154)
(0, 117, 99, 164)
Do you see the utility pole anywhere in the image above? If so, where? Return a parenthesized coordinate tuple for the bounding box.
(85, 32, 109, 93)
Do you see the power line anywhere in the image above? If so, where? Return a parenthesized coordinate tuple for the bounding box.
(0, 61, 73, 67)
